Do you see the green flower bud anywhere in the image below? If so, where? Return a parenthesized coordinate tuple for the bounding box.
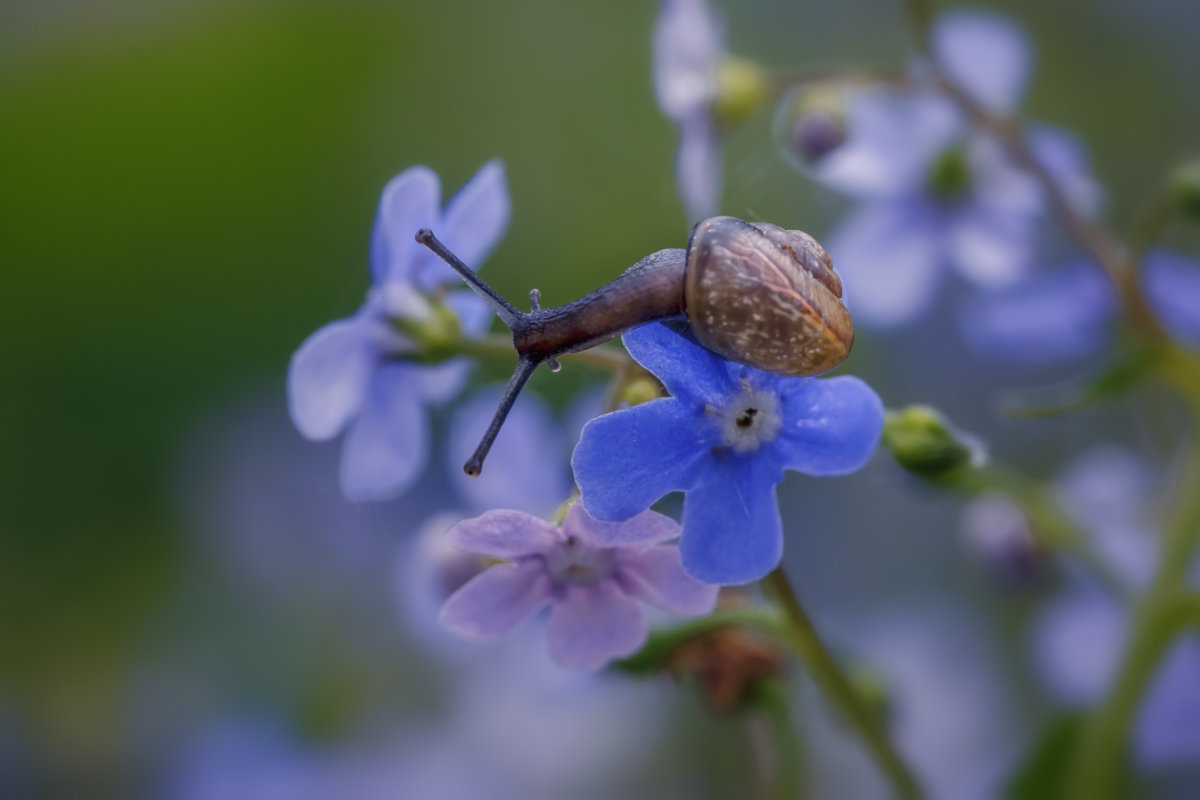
(927, 146, 971, 199)
(712, 57, 768, 125)
(883, 405, 986, 478)
(1170, 157, 1200, 222)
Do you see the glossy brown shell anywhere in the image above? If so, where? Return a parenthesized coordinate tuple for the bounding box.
(683, 216, 853, 375)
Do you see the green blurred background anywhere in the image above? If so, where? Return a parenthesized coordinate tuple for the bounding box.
(2, 0, 1198, 793)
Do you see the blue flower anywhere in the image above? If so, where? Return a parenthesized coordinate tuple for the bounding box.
(960, 250, 1200, 365)
(653, 0, 725, 222)
(572, 323, 884, 585)
(805, 12, 1100, 327)
(1032, 447, 1200, 768)
(287, 161, 510, 501)
(439, 502, 718, 670)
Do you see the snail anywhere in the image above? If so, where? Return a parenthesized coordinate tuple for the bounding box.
(416, 215, 853, 476)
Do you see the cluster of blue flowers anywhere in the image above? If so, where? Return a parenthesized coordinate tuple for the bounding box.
(275, 1, 1200, 796)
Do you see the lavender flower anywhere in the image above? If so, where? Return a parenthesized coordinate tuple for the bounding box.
(800, 12, 1099, 327)
(1032, 447, 1200, 768)
(287, 161, 510, 501)
(572, 323, 884, 585)
(960, 250, 1200, 365)
(439, 502, 718, 670)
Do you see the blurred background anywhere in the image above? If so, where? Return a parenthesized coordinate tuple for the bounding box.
(2, 0, 1199, 797)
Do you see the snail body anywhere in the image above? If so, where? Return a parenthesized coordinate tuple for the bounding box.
(416, 215, 853, 475)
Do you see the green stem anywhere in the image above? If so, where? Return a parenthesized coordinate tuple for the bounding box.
(745, 678, 804, 800)
(763, 568, 923, 800)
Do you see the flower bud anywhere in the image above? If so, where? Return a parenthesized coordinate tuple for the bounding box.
(712, 57, 768, 125)
(1170, 157, 1200, 222)
(961, 493, 1049, 587)
(882, 405, 986, 478)
(773, 82, 848, 172)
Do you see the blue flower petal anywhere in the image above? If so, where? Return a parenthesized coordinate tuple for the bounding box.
(415, 159, 512, 291)
(958, 261, 1116, 365)
(946, 203, 1035, 290)
(339, 362, 429, 501)
(826, 201, 944, 327)
(286, 314, 374, 441)
(573, 398, 711, 522)
(772, 376, 884, 476)
(369, 166, 441, 286)
(1143, 249, 1200, 346)
(932, 10, 1031, 115)
(680, 456, 784, 584)
(1135, 636, 1200, 767)
(1028, 125, 1103, 219)
(546, 582, 647, 670)
(653, 0, 723, 121)
(620, 322, 738, 405)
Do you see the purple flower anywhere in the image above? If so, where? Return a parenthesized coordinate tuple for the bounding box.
(807, 12, 1099, 327)
(287, 161, 510, 501)
(653, 0, 724, 221)
(1032, 447, 1200, 768)
(439, 502, 718, 670)
(572, 323, 884, 585)
(961, 250, 1200, 365)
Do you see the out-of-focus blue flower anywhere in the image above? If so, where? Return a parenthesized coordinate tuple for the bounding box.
(960, 250, 1200, 365)
(439, 502, 718, 670)
(653, 0, 724, 221)
(805, 606, 1021, 800)
(1032, 447, 1200, 768)
(1143, 249, 1200, 345)
(806, 12, 1099, 327)
(447, 388, 575, 517)
(287, 161, 510, 501)
(960, 493, 1048, 585)
(958, 260, 1118, 365)
(572, 323, 884, 585)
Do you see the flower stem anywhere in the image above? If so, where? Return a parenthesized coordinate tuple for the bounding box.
(763, 568, 923, 800)
(1065, 428, 1200, 799)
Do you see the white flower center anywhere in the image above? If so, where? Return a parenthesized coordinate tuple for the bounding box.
(544, 537, 615, 587)
(714, 386, 782, 454)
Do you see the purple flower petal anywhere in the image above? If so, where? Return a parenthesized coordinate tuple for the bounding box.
(617, 545, 718, 614)
(546, 582, 648, 670)
(958, 261, 1116, 365)
(653, 0, 722, 121)
(814, 88, 961, 199)
(573, 398, 710, 522)
(339, 362, 428, 501)
(680, 456, 784, 584)
(443, 288, 493, 338)
(1032, 587, 1125, 704)
(620, 322, 738, 406)
(772, 376, 884, 476)
(1028, 125, 1103, 219)
(946, 203, 1034, 289)
(413, 358, 473, 405)
(445, 509, 562, 559)
(826, 201, 943, 327)
(676, 112, 721, 222)
(1143, 249, 1200, 346)
(416, 159, 511, 290)
(287, 315, 374, 441)
(369, 166, 441, 286)
(439, 559, 554, 640)
(563, 503, 681, 548)
(932, 10, 1031, 115)
(1135, 636, 1200, 767)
